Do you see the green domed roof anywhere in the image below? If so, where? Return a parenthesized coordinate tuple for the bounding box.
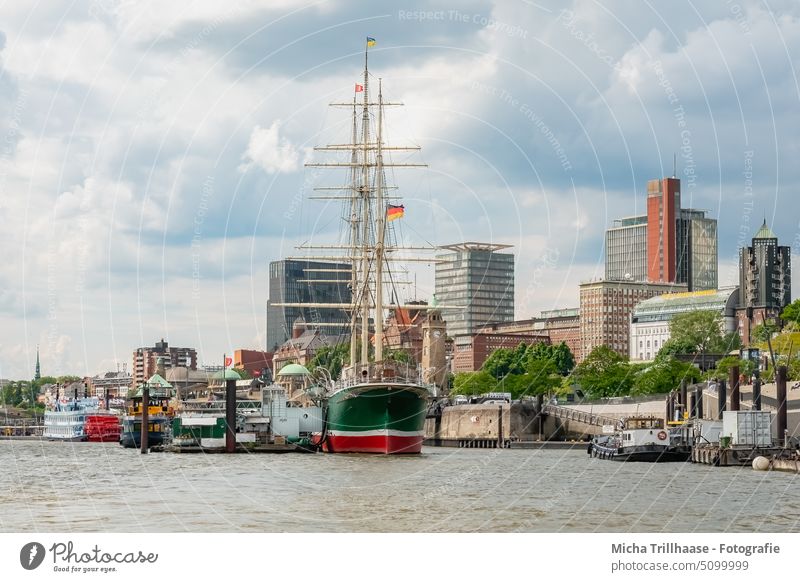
(212, 369, 242, 381)
(277, 363, 310, 376)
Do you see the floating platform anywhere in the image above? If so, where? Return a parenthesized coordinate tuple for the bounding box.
(691, 445, 785, 466)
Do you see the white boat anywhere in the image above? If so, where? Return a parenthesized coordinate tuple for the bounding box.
(43, 398, 101, 441)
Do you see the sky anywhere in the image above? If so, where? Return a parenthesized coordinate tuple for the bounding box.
(1, 0, 799, 379)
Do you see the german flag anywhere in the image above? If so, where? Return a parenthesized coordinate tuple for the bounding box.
(387, 204, 404, 221)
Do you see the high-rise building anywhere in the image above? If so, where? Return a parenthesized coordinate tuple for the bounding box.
(604, 177, 717, 291)
(676, 209, 718, 291)
(605, 216, 648, 282)
(579, 280, 685, 361)
(647, 177, 680, 283)
(132, 339, 197, 388)
(266, 259, 352, 352)
(435, 242, 515, 338)
(737, 221, 792, 342)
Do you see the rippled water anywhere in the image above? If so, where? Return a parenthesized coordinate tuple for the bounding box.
(1, 441, 799, 532)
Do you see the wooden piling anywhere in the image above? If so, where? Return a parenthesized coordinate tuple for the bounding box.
(497, 405, 503, 449)
(729, 365, 740, 412)
(777, 366, 788, 447)
(140, 387, 149, 454)
(226, 378, 236, 454)
(752, 377, 761, 411)
(718, 379, 726, 420)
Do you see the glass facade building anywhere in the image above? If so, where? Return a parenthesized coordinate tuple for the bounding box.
(605, 216, 648, 282)
(435, 243, 515, 338)
(266, 259, 352, 351)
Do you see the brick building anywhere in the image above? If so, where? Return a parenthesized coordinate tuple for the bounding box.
(132, 339, 197, 388)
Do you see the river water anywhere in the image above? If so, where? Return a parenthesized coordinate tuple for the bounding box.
(1, 441, 798, 532)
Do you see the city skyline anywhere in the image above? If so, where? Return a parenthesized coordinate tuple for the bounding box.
(2, 1, 800, 378)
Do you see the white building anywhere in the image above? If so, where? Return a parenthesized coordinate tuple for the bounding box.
(629, 287, 738, 361)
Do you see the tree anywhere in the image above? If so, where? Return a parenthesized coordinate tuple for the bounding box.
(781, 299, 800, 328)
(713, 356, 755, 379)
(526, 342, 575, 376)
(482, 343, 528, 379)
(657, 338, 696, 358)
(451, 371, 497, 396)
(572, 346, 634, 398)
(308, 343, 349, 381)
(669, 310, 737, 355)
(633, 356, 701, 396)
(232, 367, 252, 380)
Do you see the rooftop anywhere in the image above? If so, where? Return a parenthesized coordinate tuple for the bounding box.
(632, 286, 739, 322)
(754, 219, 777, 240)
(438, 242, 513, 253)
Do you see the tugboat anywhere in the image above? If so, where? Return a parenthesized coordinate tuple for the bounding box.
(588, 416, 690, 462)
(120, 365, 174, 448)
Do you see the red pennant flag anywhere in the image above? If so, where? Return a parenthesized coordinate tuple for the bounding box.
(224, 356, 232, 367)
(355, 83, 364, 93)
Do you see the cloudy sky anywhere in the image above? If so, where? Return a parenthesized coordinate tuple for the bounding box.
(1, 0, 799, 378)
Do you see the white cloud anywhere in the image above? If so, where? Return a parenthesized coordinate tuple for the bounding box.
(239, 121, 303, 174)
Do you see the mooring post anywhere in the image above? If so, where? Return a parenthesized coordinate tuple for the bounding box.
(777, 365, 788, 448)
(680, 380, 688, 416)
(140, 387, 149, 454)
(689, 392, 697, 419)
(497, 405, 503, 449)
(729, 365, 740, 412)
(666, 393, 673, 424)
(752, 375, 762, 411)
(226, 377, 236, 454)
(718, 379, 727, 421)
(695, 385, 703, 419)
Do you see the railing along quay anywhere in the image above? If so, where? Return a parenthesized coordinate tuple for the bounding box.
(543, 404, 621, 429)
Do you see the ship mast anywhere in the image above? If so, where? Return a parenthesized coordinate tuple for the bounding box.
(358, 46, 371, 366)
(348, 96, 359, 368)
(373, 78, 386, 362)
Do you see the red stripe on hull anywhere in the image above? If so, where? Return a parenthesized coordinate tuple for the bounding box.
(323, 434, 423, 454)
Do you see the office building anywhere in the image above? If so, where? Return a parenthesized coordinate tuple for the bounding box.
(605, 216, 648, 282)
(579, 280, 685, 361)
(435, 242, 515, 338)
(737, 220, 792, 343)
(477, 308, 581, 359)
(132, 339, 197, 388)
(604, 177, 717, 291)
(266, 259, 352, 352)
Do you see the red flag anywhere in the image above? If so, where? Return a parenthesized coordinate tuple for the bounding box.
(355, 83, 364, 93)
(224, 356, 232, 367)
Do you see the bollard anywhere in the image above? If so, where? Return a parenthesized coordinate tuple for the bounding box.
(718, 379, 727, 420)
(752, 377, 761, 411)
(777, 366, 788, 447)
(140, 387, 149, 454)
(689, 392, 697, 419)
(226, 378, 236, 454)
(729, 365, 740, 412)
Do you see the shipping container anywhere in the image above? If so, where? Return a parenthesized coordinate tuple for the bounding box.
(721, 411, 773, 447)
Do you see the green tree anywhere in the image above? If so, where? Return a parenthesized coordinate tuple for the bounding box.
(307, 343, 349, 381)
(232, 367, 252, 380)
(657, 338, 696, 358)
(713, 356, 755, 379)
(526, 342, 575, 376)
(572, 346, 634, 398)
(451, 371, 497, 396)
(781, 299, 800, 328)
(633, 356, 701, 396)
(482, 343, 528, 379)
(669, 310, 738, 355)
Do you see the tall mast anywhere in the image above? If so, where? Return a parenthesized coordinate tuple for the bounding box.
(348, 96, 359, 367)
(359, 44, 371, 366)
(374, 78, 386, 362)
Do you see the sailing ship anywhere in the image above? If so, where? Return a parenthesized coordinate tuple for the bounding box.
(276, 39, 442, 454)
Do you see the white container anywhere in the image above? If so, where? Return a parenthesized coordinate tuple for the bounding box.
(696, 420, 723, 444)
(722, 411, 773, 447)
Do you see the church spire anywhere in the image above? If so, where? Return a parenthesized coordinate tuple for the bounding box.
(35, 345, 41, 381)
